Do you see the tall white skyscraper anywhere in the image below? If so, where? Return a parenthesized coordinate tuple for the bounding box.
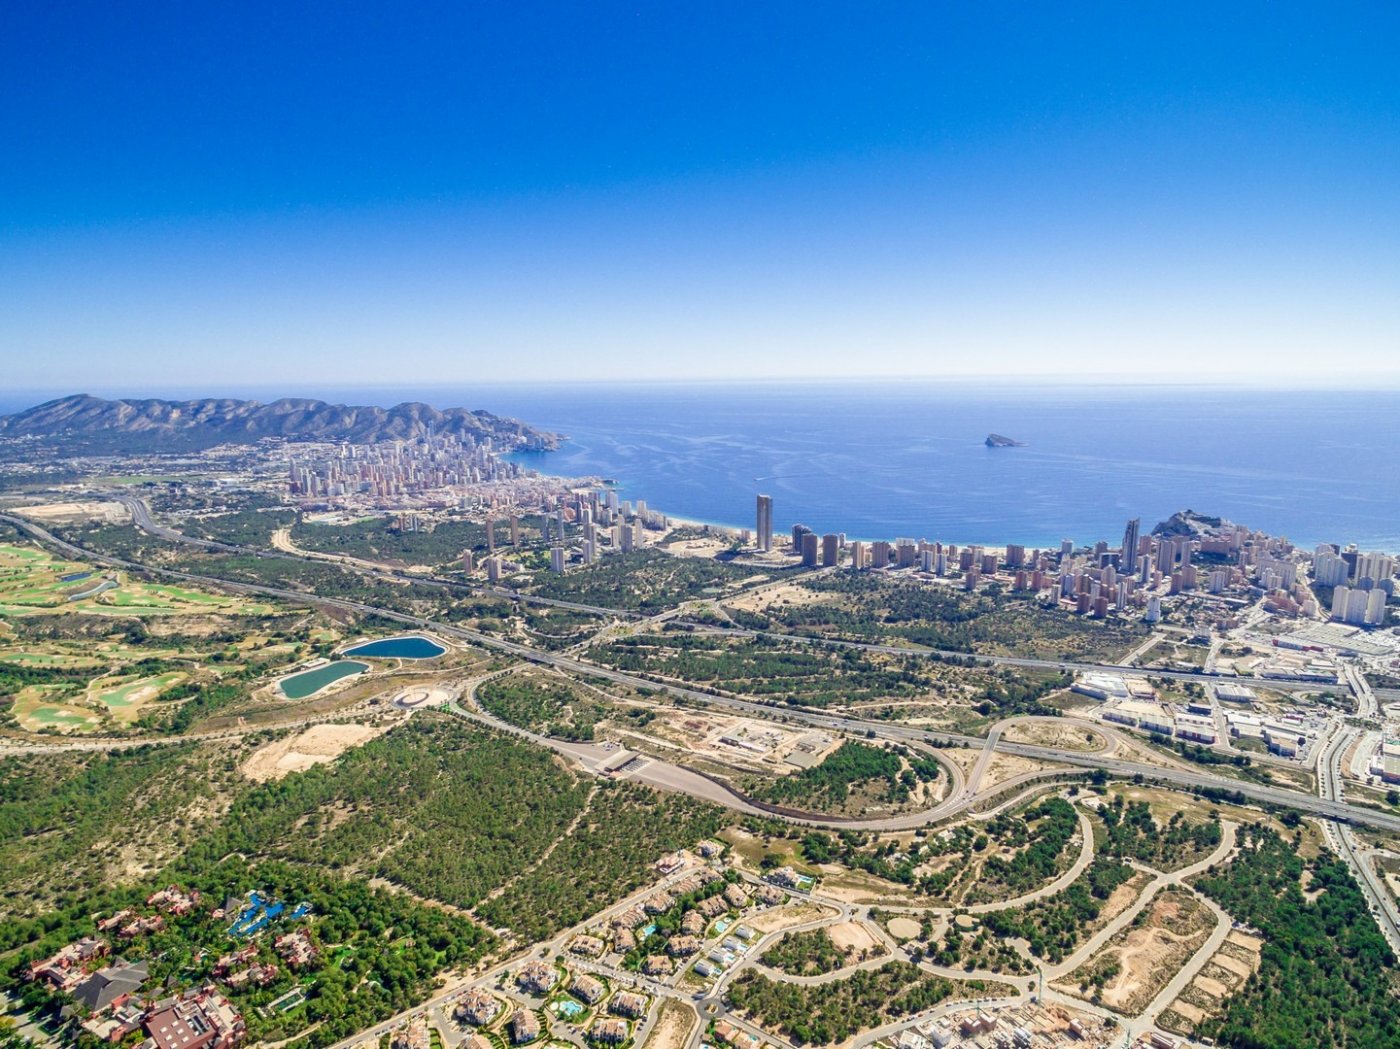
(1355, 551, 1395, 587)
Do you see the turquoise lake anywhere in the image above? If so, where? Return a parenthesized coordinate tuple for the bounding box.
(279, 660, 369, 699)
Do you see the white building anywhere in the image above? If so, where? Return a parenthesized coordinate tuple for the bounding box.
(1332, 585, 1388, 627)
(1074, 673, 1131, 701)
(1382, 738, 1400, 785)
(1215, 683, 1257, 704)
(1313, 548, 1349, 587)
(1175, 712, 1217, 744)
(1355, 551, 1395, 587)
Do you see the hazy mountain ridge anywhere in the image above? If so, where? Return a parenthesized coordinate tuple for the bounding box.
(0, 394, 563, 452)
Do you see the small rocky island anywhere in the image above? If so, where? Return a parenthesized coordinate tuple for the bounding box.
(985, 433, 1026, 447)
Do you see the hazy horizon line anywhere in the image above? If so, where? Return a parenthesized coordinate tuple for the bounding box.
(9, 371, 1400, 401)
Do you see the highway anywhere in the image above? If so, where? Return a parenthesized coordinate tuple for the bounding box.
(1316, 723, 1400, 954)
(7, 508, 1400, 840)
(119, 495, 641, 621)
(13, 501, 1400, 1049)
(118, 494, 1339, 694)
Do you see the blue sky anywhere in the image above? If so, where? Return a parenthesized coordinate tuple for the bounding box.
(3, 3, 1399, 389)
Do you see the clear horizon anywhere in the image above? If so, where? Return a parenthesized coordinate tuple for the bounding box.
(4, 5, 1399, 388)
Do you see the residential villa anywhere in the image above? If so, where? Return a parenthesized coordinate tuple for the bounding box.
(590, 1018, 628, 1044)
(453, 988, 501, 1026)
(570, 935, 606, 958)
(571, 974, 606, 1006)
(609, 992, 648, 1019)
(510, 1010, 541, 1045)
(640, 955, 672, 977)
(142, 986, 245, 1049)
(517, 960, 559, 995)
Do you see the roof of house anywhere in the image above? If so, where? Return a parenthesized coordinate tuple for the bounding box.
(73, 958, 150, 1013)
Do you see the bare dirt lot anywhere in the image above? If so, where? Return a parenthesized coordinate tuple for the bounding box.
(886, 916, 922, 940)
(15, 501, 131, 524)
(980, 752, 1062, 791)
(241, 722, 388, 782)
(724, 581, 828, 614)
(662, 537, 735, 560)
(1058, 888, 1215, 1015)
(1002, 720, 1106, 752)
(1225, 930, 1263, 953)
(642, 998, 697, 1049)
(1084, 871, 1154, 941)
(825, 920, 884, 957)
(1161, 929, 1263, 1037)
(747, 902, 839, 934)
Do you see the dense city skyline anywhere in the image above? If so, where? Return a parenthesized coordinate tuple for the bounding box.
(5, 4, 1400, 386)
(8, 11, 1400, 1049)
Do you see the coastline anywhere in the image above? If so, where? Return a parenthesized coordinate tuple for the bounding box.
(531, 462, 1024, 554)
(491, 384, 1400, 554)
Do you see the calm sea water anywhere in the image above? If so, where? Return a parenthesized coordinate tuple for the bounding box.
(5, 382, 1398, 551)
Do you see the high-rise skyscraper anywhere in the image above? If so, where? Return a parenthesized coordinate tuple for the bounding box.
(755, 494, 773, 552)
(1121, 518, 1140, 575)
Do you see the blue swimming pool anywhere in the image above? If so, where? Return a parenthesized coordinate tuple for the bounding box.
(229, 891, 285, 938)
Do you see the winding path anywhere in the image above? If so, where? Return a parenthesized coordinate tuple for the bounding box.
(1042, 820, 1238, 984)
(3, 508, 1396, 841)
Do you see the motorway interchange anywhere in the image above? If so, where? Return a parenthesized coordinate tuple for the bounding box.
(4, 501, 1400, 1049)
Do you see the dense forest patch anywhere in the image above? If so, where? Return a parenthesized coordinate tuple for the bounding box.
(1194, 826, 1400, 1049)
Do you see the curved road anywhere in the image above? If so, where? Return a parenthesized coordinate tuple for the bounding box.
(3, 509, 1397, 840)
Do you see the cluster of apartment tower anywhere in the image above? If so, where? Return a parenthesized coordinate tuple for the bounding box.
(470, 488, 664, 582)
(753, 495, 1395, 628)
(287, 432, 521, 501)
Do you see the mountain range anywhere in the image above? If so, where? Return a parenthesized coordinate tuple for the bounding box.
(0, 394, 562, 453)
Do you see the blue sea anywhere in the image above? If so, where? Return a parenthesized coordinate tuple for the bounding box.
(5, 382, 1399, 551)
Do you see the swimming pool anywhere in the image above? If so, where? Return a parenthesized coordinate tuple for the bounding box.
(553, 999, 585, 1018)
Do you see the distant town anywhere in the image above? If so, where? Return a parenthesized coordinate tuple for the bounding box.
(3, 407, 1400, 1049)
